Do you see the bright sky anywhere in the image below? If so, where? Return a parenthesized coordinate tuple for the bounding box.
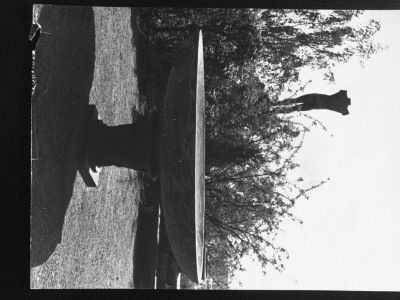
(231, 10, 400, 291)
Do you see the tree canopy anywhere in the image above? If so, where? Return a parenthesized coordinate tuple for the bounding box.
(137, 8, 382, 289)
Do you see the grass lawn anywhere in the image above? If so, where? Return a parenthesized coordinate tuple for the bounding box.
(30, 6, 148, 288)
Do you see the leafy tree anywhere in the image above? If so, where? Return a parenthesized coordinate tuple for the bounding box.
(137, 8, 382, 288)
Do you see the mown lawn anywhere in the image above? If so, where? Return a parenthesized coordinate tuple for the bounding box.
(30, 6, 147, 288)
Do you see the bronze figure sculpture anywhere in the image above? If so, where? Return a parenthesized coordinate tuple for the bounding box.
(273, 90, 351, 115)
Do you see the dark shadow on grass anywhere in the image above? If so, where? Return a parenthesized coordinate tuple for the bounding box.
(31, 6, 95, 268)
(132, 179, 161, 288)
(130, 10, 160, 288)
(130, 8, 169, 117)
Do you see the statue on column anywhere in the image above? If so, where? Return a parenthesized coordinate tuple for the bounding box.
(272, 90, 351, 115)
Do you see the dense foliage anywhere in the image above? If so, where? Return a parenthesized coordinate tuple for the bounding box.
(137, 8, 382, 288)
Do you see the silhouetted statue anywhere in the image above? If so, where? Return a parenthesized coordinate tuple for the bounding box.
(273, 90, 351, 115)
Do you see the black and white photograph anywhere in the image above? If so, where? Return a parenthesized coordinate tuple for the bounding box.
(30, 5, 400, 290)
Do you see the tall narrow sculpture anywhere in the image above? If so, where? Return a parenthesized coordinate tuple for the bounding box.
(273, 90, 351, 115)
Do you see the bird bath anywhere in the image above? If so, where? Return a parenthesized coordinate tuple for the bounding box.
(78, 30, 205, 283)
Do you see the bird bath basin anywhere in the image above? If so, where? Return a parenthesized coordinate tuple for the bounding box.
(78, 30, 205, 283)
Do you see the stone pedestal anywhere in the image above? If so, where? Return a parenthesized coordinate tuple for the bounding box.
(78, 105, 102, 187)
(78, 105, 159, 187)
